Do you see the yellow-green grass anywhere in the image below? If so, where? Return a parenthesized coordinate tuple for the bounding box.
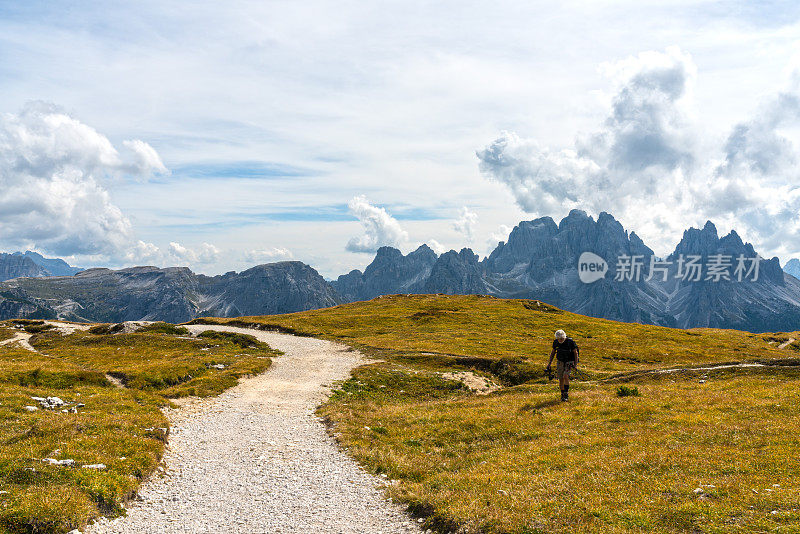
(193, 295, 800, 533)
(191, 294, 799, 378)
(0, 324, 277, 533)
(324, 365, 800, 533)
(0, 328, 14, 342)
(33, 330, 275, 398)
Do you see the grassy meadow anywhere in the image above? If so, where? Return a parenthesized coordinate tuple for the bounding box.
(194, 294, 800, 533)
(0, 321, 277, 534)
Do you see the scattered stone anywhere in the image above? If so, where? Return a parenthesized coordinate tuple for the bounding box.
(43, 458, 75, 467)
(24, 405, 39, 412)
(33, 396, 67, 409)
(693, 487, 704, 494)
(698, 380, 706, 384)
(77, 403, 86, 408)
(0, 491, 9, 496)
(83, 464, 107, 470)
(208, 364, 226, 370)
(498, 489, 509, 496)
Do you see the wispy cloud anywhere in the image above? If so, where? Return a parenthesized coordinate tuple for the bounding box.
(169, 161, 320, 180)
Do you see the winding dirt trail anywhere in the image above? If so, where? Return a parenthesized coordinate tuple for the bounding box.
(86, 325, 421, 534)
(0, 330, 35, 352)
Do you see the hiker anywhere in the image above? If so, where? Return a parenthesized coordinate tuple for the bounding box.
(545, 329, 579, 401)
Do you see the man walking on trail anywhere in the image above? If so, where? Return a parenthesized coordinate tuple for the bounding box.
(546, 329, 579, 402)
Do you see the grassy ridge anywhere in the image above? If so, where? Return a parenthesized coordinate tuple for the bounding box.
(196, 294, 800, 533)
(0, 328, 14, 342)
(0, 323, 277, 534)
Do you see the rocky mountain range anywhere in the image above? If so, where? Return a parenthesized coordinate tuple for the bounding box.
(2, 211, 799, 331)
(0, 262, 340, 323)
(331, 210, 800, 332)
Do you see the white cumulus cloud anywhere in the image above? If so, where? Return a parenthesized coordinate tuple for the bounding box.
(0, 102, 166, 261)
(122, 139, 168, 177)
(168, 242, 221, 265)
(453, 207, 478, 242)
(477, 47, 800, 259)
(427, 239, 448, 255)
(345, 195, 408, 253)
(487, 224, 513, 253)
(243, 247, 294, 263)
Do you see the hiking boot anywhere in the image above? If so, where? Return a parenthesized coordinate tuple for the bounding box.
(560, 392, 568, 402)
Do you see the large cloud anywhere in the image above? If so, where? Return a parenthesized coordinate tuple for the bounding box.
(0, 102, 167, 261)
(345, 195, 408, 253)
(477, 47, 800, 258)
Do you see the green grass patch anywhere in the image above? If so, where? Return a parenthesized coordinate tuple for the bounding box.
(136, 322, 190, 336)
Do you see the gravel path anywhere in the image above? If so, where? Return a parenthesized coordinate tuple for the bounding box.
(87, 325, 422, 534)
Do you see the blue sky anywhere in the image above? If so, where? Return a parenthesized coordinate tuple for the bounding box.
(1, 1, 800, 277)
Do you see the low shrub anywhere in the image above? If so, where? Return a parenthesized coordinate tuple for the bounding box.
(88, 323, 124, 335)
(197, 330, 267, 349)
(616, 385, 640, 397)
(137, 322, 190, 335)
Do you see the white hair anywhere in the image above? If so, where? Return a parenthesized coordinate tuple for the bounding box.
(555, 329, 566, 339)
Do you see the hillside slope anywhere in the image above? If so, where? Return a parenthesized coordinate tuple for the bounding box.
(195, 294, 798, 376)
(194, 295, 800, 533)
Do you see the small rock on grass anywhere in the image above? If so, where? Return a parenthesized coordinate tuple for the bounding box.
(43, 458, 75, 467)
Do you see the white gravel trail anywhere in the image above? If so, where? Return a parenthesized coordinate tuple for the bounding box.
(87, 325, 421, 534)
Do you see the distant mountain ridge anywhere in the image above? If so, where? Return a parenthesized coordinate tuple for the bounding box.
(333, 210, 800, 332)
(15, 251, 83, 277)
(0, 262, 340, 323)
(0, 251, 82, 282)
(2, 212, 799, 331)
